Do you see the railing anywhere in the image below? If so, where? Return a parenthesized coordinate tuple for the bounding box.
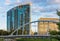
(0, 20, 58, 41)
(11, 20, 58, 35)
(0, 35, 59, 41)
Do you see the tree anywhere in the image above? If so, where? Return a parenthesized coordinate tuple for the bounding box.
(0, 30, 10, 35)
(18, 29, 22, 35)
(56, 10, 60, 36)
(57, 10, 60, 22)
(49, 30, 58, 35)
(34, 32, 38, 35)
(49, 10, 60, 41)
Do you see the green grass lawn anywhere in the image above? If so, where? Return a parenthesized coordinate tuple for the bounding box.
(16, 38, 58, 41)
(0, 38, 58, 41)
(0, 38, 3, 41)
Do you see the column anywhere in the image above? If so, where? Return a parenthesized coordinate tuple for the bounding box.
(47, 21, 49, 35)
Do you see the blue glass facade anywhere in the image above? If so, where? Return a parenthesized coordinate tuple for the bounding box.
(7, 4, 30, 35)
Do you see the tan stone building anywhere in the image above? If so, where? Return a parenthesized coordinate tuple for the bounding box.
(38, 18, 59, 35)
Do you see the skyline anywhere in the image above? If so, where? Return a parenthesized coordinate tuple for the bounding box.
(0, 0, 60, 32)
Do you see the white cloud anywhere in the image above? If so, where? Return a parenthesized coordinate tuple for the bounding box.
(32, 3, 60, 13)
(14, 0, 32, 4)
(40, 13, 59, 18)
(47, 0, 60, 5)
(0, 14, 6, 30)
(31, 3, 59, 22)
(16, 0, 20, 3)
(32, 4, 44, 13)
(16, 0, 21, 3)
(23, 0, 32, 3)
(53, 0, 60, 4)
(5, 0, 11, 5)
(0, 7, 2, 9)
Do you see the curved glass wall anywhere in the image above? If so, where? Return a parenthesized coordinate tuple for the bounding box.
(7, 4, 30, 35)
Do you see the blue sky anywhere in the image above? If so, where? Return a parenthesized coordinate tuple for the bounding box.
(0, 0, 60, 31)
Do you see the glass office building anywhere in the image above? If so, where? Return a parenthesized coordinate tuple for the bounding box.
(7, 4, 30, 35)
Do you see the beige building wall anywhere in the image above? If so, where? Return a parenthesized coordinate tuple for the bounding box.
(30, 29, 34, 35)
(38, 18, 59, 35)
